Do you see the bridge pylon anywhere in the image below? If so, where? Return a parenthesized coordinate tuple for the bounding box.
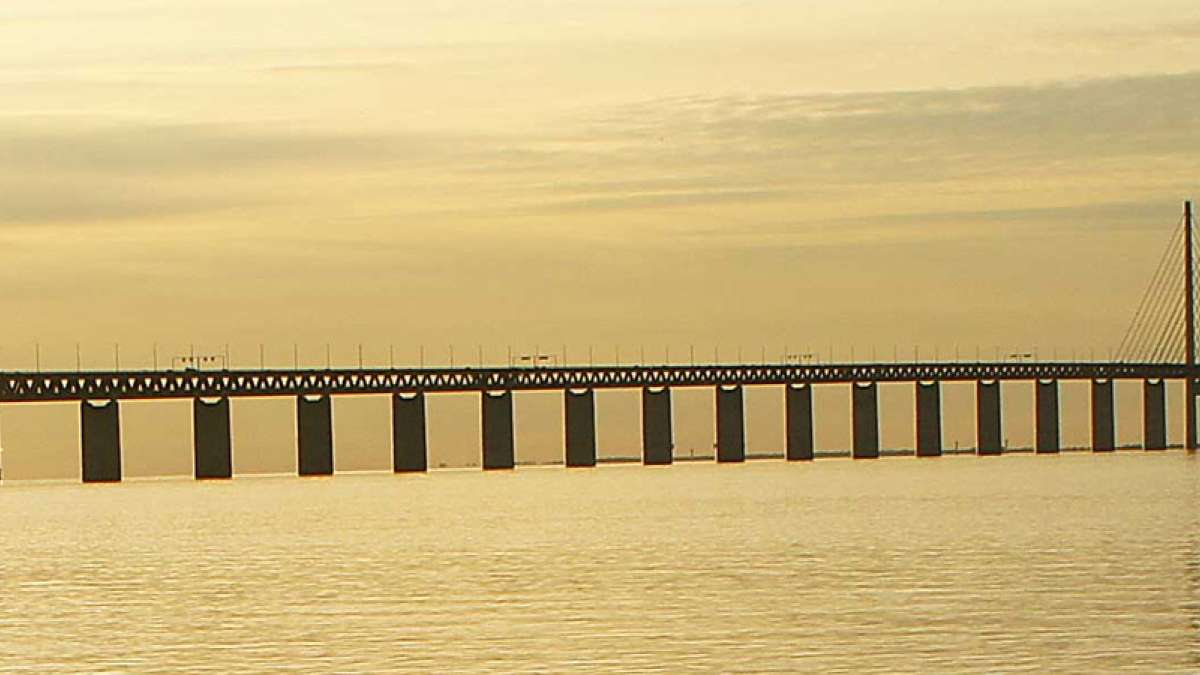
(1186, 200, 1197, 451)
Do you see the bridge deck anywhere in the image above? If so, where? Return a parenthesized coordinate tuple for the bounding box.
(0, 362, 1191, 403)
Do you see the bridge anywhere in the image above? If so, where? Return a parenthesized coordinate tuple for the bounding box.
(2, 203, 1197, 482)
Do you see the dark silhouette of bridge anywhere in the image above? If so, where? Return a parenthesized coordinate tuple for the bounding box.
(2, 203, 1197, 483)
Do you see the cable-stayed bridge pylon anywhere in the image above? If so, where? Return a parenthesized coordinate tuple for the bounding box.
(1115, 201, 1196, 447)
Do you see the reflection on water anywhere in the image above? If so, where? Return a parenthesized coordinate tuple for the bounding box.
(0, 452, 1197, 672)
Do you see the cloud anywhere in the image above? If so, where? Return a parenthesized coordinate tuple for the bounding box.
(3, 71, 1197, 238)
(259, 59, 416, 74)
(667, 199, 1181, 252)
(530, 187, 792, 213)
(0, 178, 269, 226)
(500, 72, 1200, 230)
(1056, 20, 1200, 48)
(0, 120, 478, 176)
(0, 119, 513, 225)
(575, 71, 1200, 169)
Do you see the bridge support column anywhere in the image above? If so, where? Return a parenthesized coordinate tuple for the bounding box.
(1036, 380, 1060, 454)
(1143, 379, 1167, 450)
(564, 389, 597, 467)
(297, 395, 334, 476)
(976, 381, 1002, 455)
(916, 382, 942, 457)
(642, 387, 673, 465)
(1188, 379, 1198, 452)
(81, 400, 121, 483)
(1090, 380, 1115, 452)
(851, 382, 880, 459)
(482, 391, 515, 470)
(392, 392, 427, 473)
(786, 384, 814, 461)
(193, 398, 232, 480)
(716, 385, 746, 463)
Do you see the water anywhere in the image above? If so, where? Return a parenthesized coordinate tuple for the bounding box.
(0, 453, 1197, 672)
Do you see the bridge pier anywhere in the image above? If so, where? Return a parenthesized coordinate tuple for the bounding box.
(916, 382, 942, 457)
(642, 387, 673, 465)
(193, 397, 232, 480)
(851, 382, 880, 459)
(564, 389, 597, 467)
(482, 390, 515, 470)
(297, 395, 334, 476)
(1143, 379, 1167, 450)
(392, 392, 427, 473)
(976, 381, 1002, 455)
(716, 385, 746, 463)
(1090, 380, 1115, 452)
(81, 399, 122, 483)
(785, 384, 814, 461)
(1036, 380, 1060, 454)
(1188, 378, 1198, 452)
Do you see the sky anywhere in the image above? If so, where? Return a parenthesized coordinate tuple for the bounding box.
(2, 0, 1200, 478)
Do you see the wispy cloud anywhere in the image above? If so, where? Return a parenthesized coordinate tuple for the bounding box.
(1054, 20, 1200, 48)
(259, 59, 416, 74)
(0, 120, 481, 175)
(3, 72, 1197, 240)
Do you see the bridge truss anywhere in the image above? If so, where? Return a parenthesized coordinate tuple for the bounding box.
(0, 361, 1193, 403)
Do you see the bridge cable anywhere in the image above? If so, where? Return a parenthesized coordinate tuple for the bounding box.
(1166, 321, 1186, 363)
(1191, 234, 1199, 363)
(1125, 257, 1176, 361)
(1143, 233, 1186, 362)
(1145, 270, 1185, 363)
(1132, 220, 1184, 360)
(1136, 264, 1180, 362)
(1160, 319, 1186, 364)
(1149, 301, 1184, 363)
(1117, 220, 1183, 362)
(1123, 222, 1184, 362)
(1156, 300, 1185, 362)
(1140, 292, 1180, 363)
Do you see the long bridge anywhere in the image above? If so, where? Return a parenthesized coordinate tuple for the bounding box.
(2, 203, 1198, 482)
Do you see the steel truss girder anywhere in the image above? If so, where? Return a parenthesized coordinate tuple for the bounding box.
(0, 362, 1194, 403)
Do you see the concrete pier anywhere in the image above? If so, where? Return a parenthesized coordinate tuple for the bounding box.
(915, 382, 942, 457)
(852, 382, 880, 459)
(193, 397, 232, 480)
(976, 381, 1002, 455)
(1036, 380, 1060, 454)
(81, 399, 121, 483)
(297, 395, 334, 476)
(564, 389, 597, 467)
(716, 385, 746, 463)
(642, 387, 674, 465)
(1143, 379, 1167, 450)
(392, 392, 427, 473)
(785, 384, 815, 461)
(482, 390, 515, 470)
(1090, 380, 1115, 452)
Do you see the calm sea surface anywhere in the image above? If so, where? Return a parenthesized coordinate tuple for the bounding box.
(0, 453, 1197, 673)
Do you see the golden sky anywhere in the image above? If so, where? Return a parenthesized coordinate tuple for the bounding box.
(2, 1, 1200, 478)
